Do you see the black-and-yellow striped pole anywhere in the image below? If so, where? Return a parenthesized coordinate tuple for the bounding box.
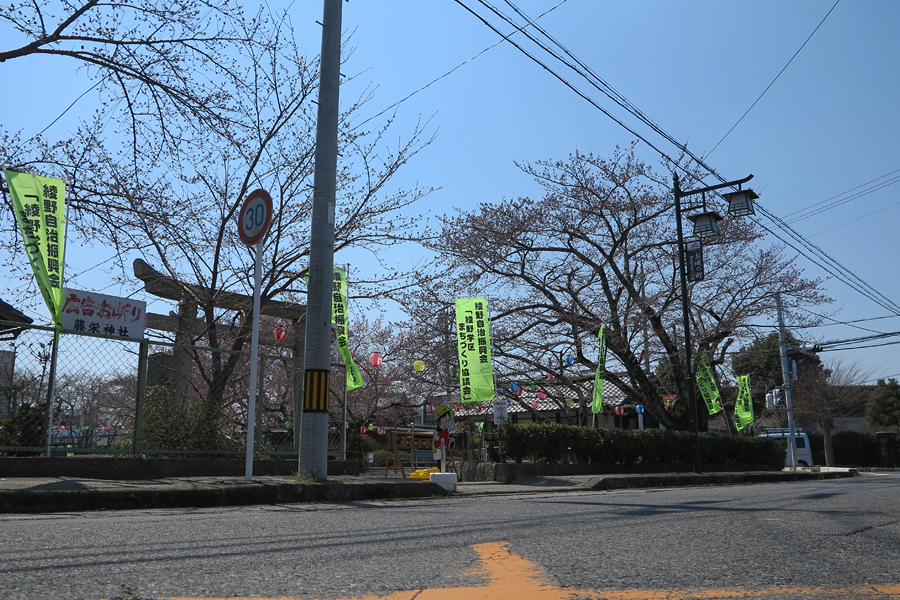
(304, 369, 330, 413)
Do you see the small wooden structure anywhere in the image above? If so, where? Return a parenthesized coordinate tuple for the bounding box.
(384, 430, 457, 478)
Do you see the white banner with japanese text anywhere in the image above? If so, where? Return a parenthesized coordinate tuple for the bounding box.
(60, 288, 146, 340)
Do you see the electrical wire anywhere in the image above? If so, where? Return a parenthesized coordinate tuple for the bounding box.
(811, 198, 900, 237)
(455, 0, 900, 319)
(352, 0, 570, 133)
(705, 0, 841, 158)
(784, 168, 900, 224)
(797, 307, 890, 335)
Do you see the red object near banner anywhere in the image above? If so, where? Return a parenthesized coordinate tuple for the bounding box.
(370, 352, 382, 366)
(274, 326, 287, 342)
(476, 406, 483, 412)
(614, 406, 625, 416)
(532, 400, 539, 409)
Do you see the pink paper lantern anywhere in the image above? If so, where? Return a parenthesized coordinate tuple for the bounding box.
(370, 352, 383, 366)
(532, 400, 539, 409)
(537, 390, 547, 400)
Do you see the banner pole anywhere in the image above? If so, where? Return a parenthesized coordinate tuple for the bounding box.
(44, 330, 60, 457)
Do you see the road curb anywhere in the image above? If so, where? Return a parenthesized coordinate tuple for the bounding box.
(588, 470, 857, 490)
(0, 480, 449, 514)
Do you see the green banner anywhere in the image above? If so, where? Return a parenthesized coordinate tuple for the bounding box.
(455, 298, 494, 403)
(694, 355, 723, 415)
(5, 170, 66, 329)
(592, 325, 607, 414)
(332, 267, 364, 391)
(735, 374, 754, 431)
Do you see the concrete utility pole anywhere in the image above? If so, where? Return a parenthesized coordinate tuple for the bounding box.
(776, 292, 799, 469)
(300, 0, 342, 478)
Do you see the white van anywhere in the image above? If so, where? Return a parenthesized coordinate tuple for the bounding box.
(759, 429, 814, 467)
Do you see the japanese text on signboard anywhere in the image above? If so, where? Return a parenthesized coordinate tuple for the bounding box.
(60, 288, 146, 340)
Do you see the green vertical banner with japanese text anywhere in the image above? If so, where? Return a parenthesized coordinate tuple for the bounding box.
(332, 267, 364, 391)
(695, 355, 723, 415)
(592, 325, 607, 414)
(5, 170, 66, 329)
(735, 374, 754, 431)
(455, 298, 495, 403)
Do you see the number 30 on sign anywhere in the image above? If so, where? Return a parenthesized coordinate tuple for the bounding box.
(238, 189, 273, 245)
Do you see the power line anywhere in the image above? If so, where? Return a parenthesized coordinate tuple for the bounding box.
(455, 0, 900, 319)
(784, 168, 900, 224)
(352, 0, 570, 132)
(811, 198, 900, 237)
(705, 0, 841, 158)
(797, 307, 891, 335)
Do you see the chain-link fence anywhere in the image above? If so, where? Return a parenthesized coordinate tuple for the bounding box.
(0, 320, 348, 458)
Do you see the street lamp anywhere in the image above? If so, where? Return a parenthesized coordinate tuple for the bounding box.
(672, 172, 757, 473)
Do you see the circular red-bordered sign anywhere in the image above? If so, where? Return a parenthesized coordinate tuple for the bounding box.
(238, 189, 273, 245)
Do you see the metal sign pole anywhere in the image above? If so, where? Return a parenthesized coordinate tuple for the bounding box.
(245, 237, 264, 480)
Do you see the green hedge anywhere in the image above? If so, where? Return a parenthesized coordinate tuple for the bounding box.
(498, 423, 786, 470)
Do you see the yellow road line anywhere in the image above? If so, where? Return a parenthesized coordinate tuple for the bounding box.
(164, 541, 900, 600)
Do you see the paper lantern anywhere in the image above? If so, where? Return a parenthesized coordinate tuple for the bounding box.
(614, 406, 625, 416)
(532, 400, 539, 409)
(547, 372, 555, 379)
(360, 426, 366, 434)
(370, 352, 382, 366)
(510, 381, 521, 394)
(635, 405, 644, 414)
(413, 360, 425, 372)
(564, 356, 576, 366)
(476, 406, 483, 413)
(274, 325, 287, 342)
(429, 405, 436, 413)
(377, 427, 385, 435)
(537, 390, 547, 400)
(454, 405, 462, 412)
(368, 424, 374, 431)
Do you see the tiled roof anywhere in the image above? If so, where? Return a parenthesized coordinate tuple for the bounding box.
(454, 372, 633, 416)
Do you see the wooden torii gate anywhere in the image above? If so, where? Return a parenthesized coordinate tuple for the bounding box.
(133, 258, 306, 450)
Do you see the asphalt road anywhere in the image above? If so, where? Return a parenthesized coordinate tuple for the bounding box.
(0, 473, 898, 600)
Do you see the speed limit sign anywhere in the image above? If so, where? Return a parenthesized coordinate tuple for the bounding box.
(238, 189, 273, 245)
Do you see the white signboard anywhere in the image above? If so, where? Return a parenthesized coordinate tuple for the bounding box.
(60, 288, 146, 340)
(493, 397, 509, 425)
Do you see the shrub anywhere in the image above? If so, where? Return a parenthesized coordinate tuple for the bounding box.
(497, 423, 786, 470)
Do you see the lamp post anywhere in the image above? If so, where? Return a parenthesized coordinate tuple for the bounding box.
(672, 172, 757, 473)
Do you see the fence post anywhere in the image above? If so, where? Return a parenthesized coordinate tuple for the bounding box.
(133, 339, 149, 454)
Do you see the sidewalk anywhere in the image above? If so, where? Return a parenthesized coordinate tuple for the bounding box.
(0, 468, 858, 514)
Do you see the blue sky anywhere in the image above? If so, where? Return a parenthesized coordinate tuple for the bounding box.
(3, 0, 900, 382)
